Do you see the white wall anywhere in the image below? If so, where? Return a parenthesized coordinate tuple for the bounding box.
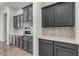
(0, 7, 18, 44)
(75, 2, 79, 44)
(2, 7, 16, 44)
(9, 7, 17, 33)
(15, 9, 23, 16)
(33, 2, 42, 56)
(0, 9, 5, 41)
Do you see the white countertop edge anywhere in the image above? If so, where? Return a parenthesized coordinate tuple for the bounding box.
(9, 32, 32, 36)
(39, 36, 77, 44)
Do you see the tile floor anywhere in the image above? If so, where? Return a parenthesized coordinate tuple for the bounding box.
(0, 42, 32, 56)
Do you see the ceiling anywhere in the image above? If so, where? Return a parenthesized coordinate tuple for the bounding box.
(0, 2, 32, 9)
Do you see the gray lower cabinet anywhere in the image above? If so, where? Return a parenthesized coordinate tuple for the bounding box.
(23, 36, 33, 53)
(23, 39, 28, 50)
(18, 36, 23, 48)
(27, 39, 33, 53)
(15, 36, 19, 46)
(54, 46, 78, 56)
(39, 43, 53, 56)
(13, 35, 33, 53)
(39, 39, 78, 56)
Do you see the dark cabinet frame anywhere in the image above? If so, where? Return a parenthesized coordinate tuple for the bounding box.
(39, 42, 53, 56)
(27, 39, 33, 53)
(13, 35, 33, 53)
(23, 39, 28, 50)
(54, 46, 78, 56)
(39, 39, 78, 56)
(23, 36, 33, 53)
(42, 6, 55, 27)
(42, 2, 75, 27)
(13, 14, 23, 29)
(54, 2, 75, 27)
(23, 4, 33, 22)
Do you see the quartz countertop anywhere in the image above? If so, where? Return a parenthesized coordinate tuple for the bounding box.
(39, 35, 76, 44)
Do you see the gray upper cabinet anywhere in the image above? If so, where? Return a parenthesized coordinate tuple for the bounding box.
(55, 3, 74, 27)
(23, 7, 28, 21)
(42, 2, 75, 27)
(42, 7, 49, 27)
(27, 5, 33, 21)
(19, 15, 23, 28)
(17, 16, 20, 28)
(42, 6, 55, 27)
(23, 4, 33, 22)
(13, 14, 23, 29)
(13, 16, 17, 28)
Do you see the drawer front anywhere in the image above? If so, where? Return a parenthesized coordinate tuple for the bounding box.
(54, 41, 78, 50)
(54, 46, 78, 56)
(39, 39, 52, 44)
(23, 36, 32, 40)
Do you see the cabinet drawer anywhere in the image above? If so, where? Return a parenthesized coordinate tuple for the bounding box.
(54, 46, 78, 56)
(39, 39, 52, 44)
(54, 41, 78, 50)
(23, 36, 32, 40)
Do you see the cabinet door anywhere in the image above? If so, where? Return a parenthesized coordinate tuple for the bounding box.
(55, 3, 74, 27)
(19, 15, 23, 28)
(42, 7, 49, 27)
(27, 39, 33, 53)
(39, 43, 53, 56)
(48, 6, 55, 27)
(17, 16, 20, 28)
(18, 37, 20, 47)
(42, 6, 55, 27)
(13, 17, 15, 28)
(23, 8, 28, 21)
(15, 36, 19, 47)
(23, 40, 28, 50)
(54, 46, 78, 56)
(13, 16, 17, 28)
(27, 5, 33, 21)
(18, 36, 23, 48)
(20, 36, 23, 48)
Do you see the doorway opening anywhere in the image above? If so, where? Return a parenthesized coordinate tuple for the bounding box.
(3, 13, 7, 44)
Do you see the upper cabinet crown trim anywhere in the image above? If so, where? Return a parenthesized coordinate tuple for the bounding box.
(22, 4, 33, 9)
